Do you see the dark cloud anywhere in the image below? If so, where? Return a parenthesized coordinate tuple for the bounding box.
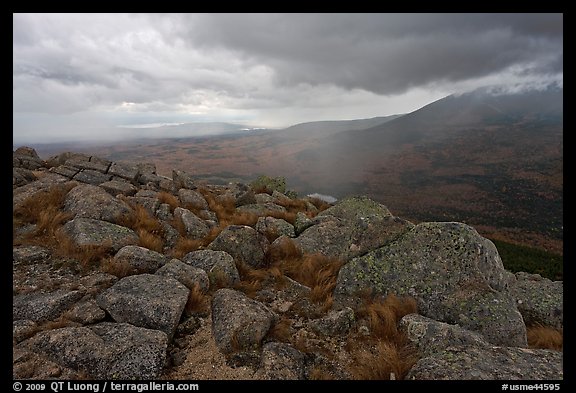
(13, 13, 563, 143)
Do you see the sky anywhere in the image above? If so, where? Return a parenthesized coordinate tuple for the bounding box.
(13, 13, 563, 144)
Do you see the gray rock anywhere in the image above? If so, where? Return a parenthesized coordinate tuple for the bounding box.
(399, 314, 491, 357)
(211, 288, 277, 355)
(256, 216, 295, 238)
(14, 147, 44, 170)
(126, 196, 160, 215)
(72, 169, 112, 185)
(178, 188, 209, 210)
(24, 322, 168, 379)
(135, 189, 159, 198)
(137, 162, 157, 175)
(156, 259, 210, 291)
(108, 162, 139, 182)
(63, 184, 132, 224)
(65, 298, 106, 325)
(510, 272, 563, 329)
(14, 146, 41, 159)
(13, 320, 38, 343)
(45, 152, 90, 168)
(172, 169, 195, 190)
(13, 174, 73, 210)
(295, 196, 414, 261)
(100, 180, 138, 196)
(13, 245, 50, 265)
(13, 289, 84, 322)
(13, 167, 37, 187)
(174, 207, 210, 239)
(49, 165, 80, 179)
(259, 342, 306, 380)
(66, 157, 109, 173)
(208, 225, 270, 268)
(113, 245, 169, 275)
(97, 274, 189, 339)
(250, 175, 286, 194)
(255, 193, 275, 204)
(61, 218, 139, 252)
(183, 250, 240, 288)
(294, 212, 314, 235)
(138, 173, 164, 187)
(334, 222, 526, 347)
(156, 203, 173, 221)
(407, 346, 563, 380)
(308, 307, 355, 336)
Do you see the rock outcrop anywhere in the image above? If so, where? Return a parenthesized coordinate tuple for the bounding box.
(12, 146, 563, 380)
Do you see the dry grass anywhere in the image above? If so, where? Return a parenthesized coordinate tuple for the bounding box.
(157, 191, 180, 212)
(52, 229, 114, 271)
(101, 257, 137, 278)
(355, 293, 418, 340)
(348, 339, 418, 380)
(307, 197, 332, 213)
(266, 316, 292, 343)
(185, 283, 210, 316)
(527, 324, 563, 351)
(137, 229, 164, 252)
(266, 210, 298, 225)
(308, 366, 337, 380)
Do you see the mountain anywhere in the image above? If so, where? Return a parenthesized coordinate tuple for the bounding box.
(27, 86, 563, 253)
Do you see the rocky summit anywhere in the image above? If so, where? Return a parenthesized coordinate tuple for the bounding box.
(12, 146, 563, 380)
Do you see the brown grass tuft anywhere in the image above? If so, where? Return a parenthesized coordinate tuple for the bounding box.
(348, 339, 418, 380)
(355, 293, 418, 341)
(266, 316, 293, 343)
(51, 229, 114, 272)
(137, 229, 164, 253)
(307, 197, 332, 213)
(185, 283, 210, 316)
(527, 324, 563, 351)
(308, 366, 337, 380)
(101, 257, 137, 278)
(157, 191, 180, 212)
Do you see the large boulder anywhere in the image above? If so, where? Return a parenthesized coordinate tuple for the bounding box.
(23, 322, 167, 379)
(183, 250, 240, 288)
(156, 259, 210, 292)
(100, 180, 138, 197)
(63, 184, 132, 224)
(294, 196, 414, 261)
(509, 272, 563, 329)
(208, 225, 270, 268)
(112, 245, 169, 274)
(97, 274, 189, 339)
(178, 189, 209, 210)
(172, 169, 195, 190)
(61, 218, 139, 252)
(174, 207, 210, 239)
(407, 346, 563, 380)
(13, 289, 84, 322)
(211, 288, 277, 355)
(258, 342, 306, 380)
(334, 222, 526, 347)
(256, 216, 295, 238)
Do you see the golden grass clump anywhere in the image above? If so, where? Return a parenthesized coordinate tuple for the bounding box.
(348, 339, 419, 380)
(185, 283, 210, 316)
(527, 324, 563, 351)
(355, 293, 418, 341)
(266, 316, 293, 343)
(157, 191, 180, 212)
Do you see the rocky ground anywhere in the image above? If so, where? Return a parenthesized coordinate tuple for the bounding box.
(13, 146, 563, 380)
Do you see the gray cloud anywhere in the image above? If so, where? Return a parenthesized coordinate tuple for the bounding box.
(13, 13, 562, 143)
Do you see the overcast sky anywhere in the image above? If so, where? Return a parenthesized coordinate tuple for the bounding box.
(13, 13, 563, 144)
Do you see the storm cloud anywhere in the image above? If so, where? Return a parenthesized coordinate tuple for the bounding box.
(13, 13, 562, 143)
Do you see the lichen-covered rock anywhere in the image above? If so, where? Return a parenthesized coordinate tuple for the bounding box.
(237, 203, 286, 215)
(61, 218, 139, 252)
(510, 272, 563, 329)
(407, 345, 563, 380)
(334, 222, 526, 347)
(23, 322, 168, 379)
(112, 245, 169, 275)
(308, 307, 355, 336)
(108, 162, 139, 182)
(72, 169, 111, 185)
(63, 184, 131, 224)
(172, 169, 195, 190)
(126, 196, 161, 215)
(208, 225, 270, 268)
(183, 249, 240, 288)
(156, 259, 210, 292)
(13, 167, 37, 187)
(13, 289, 84, 322)
(174, 207, 210, 239)
(295, 196, 414, 261)
(100, 180, 138, 196)
(14, 147, 44, 170)
(65, 298, 106, 325)
(400, 314, 490, 356)
(211, 288, 277, 355)
(13, 320, 39, 343)
(97, 274, 189, 339)
(294, 212, 314, 235)
(258, 342, 306, 380)
(13, 245, 50, 265)
(256, 216, 295, 238)
(250, 175, 287, 194)
(178, 188, 209, 210)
